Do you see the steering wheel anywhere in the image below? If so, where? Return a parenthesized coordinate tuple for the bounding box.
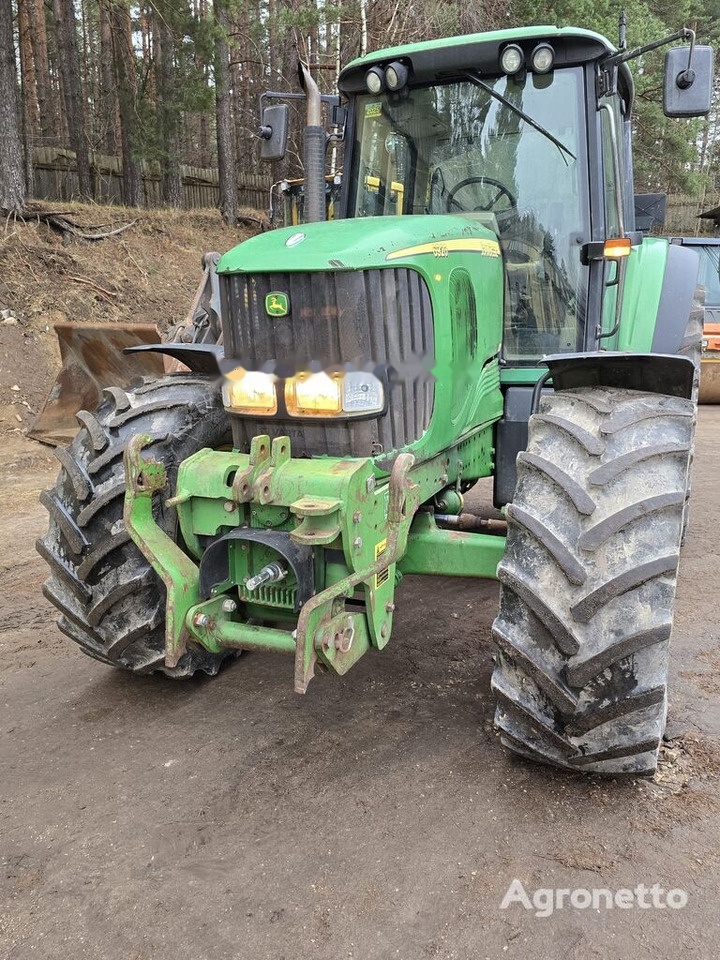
(446, 176, 516, 213)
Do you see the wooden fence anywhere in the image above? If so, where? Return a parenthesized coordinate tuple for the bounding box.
(31, 147, 269, 211)
(27, 149, 720, 236)
(660, 194, 720, 237)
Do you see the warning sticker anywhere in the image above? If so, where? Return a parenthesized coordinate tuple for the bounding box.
(375, 538, 389, 588)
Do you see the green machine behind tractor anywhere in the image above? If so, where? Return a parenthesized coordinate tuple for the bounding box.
(38, 24, 714, 775)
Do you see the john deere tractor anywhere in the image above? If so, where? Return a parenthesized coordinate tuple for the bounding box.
(38, 25, 714, 775)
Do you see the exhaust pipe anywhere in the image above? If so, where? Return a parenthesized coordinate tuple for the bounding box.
(298, 60, 326, 224)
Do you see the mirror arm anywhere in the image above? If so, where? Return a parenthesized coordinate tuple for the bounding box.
(258, 91, 340, 112)
(676, 30, 697, 88)
(604, 27, 693, 69)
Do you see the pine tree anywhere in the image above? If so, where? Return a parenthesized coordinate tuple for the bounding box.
(215, 0, 237, 223)
(0, 0, 25, 210)
(51, 0, 94, 197)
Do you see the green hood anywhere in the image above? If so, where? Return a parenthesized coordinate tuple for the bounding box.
(217, 215, 501, 274)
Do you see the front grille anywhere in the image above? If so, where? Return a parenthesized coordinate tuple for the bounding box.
(220, 268, 435, 458)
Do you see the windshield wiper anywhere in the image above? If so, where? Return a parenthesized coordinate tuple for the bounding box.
(462, 70, 575, 165)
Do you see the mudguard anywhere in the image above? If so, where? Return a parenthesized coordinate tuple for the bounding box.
(125, 342, 231, 375)
(618, 239, 699, 354)
(542, 351, 695, 400)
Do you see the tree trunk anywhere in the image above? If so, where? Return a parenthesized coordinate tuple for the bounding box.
(99, 0, 117, 155)
(51, 0, 93, 198)
(280, 0, 305, 181)
(232, 0, 253, 175)
(17, 0, 36, 194)
(26, 0, 56, 143)
(0, 0, 26, 210)
(215, 0, 237, 224)
(154, 9, 182, 207)
(17, 0, 38, 138)
(110, 0, 141, 206)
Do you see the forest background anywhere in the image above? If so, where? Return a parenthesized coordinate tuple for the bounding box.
(1, 0, 719, 222)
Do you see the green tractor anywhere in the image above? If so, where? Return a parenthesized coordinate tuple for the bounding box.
(38, 25, 714, 775)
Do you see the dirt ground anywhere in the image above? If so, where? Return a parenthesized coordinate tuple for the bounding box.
(0, 424, 720, 960)
(0, 413, 717, 960)
(2, 213, 720, 958)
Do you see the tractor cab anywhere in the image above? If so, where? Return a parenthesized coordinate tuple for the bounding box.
(330, 27, 711, 366)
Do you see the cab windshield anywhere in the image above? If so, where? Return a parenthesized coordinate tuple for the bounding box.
(349, 68, 590, 359)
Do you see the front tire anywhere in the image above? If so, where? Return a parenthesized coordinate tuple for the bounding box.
(491, 386, 694, 775)
(38, 375, 234, 677)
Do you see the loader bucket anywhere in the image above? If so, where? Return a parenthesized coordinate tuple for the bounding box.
(699, 319, 720, 404)
(28, 322, 165, 446)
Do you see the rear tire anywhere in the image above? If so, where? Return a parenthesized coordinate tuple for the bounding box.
(38, 375, 234, 677)
(491, 386, 694, 775)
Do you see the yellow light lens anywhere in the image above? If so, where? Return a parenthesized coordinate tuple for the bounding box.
(222, 368, 277, 414)
(604, 238, 632, 258)
(285, 371, 343, 416)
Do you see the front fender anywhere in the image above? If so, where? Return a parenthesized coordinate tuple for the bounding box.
(543, 352, 695, 400)
(618, 239, 699, 354)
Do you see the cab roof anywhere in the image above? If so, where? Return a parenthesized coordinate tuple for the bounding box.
(339, 25, 631, 106)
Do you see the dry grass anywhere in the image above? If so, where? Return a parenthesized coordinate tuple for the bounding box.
(0, 202, 261, 435)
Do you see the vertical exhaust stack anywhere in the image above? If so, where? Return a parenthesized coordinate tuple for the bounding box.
(298, 60, 326, 224)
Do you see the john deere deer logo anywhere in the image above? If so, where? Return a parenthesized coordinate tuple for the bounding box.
(265, 292, 289, 317)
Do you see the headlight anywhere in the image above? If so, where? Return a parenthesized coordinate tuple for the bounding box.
(285, 369, 385, 417)
(365, 67, 385, 95)
(222, 368, 278, 414)
(385, 61, 409, 91)
(531, 43, 554, 74)
(285, 371, 343, 416)
(224, 366, 386, 418)
(500, 44, 524, 75)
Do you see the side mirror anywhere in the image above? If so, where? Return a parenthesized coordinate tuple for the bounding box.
(634, 193, 667, 233)
(259, 104, 289, 161)
(664, 45, 714, 117)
